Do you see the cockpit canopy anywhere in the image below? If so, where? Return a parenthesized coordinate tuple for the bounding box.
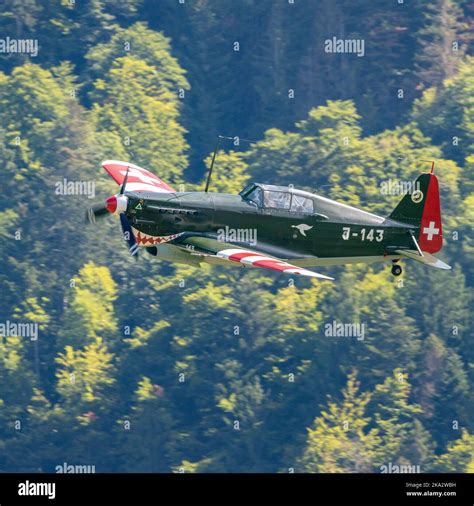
(240, 183, 315, 214)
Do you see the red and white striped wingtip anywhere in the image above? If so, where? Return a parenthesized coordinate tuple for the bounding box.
(216, 249, 334, 280)
(102, 160, 175, 193)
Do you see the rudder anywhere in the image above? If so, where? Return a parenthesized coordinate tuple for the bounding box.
(389, 173, 443, 254)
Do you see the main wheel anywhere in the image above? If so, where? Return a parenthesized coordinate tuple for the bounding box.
(391, 264, 402, 276)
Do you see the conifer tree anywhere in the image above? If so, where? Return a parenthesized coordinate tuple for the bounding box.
(300, 372, 380, 472)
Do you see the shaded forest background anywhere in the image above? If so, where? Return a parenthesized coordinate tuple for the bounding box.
(0, 0, 473, 472)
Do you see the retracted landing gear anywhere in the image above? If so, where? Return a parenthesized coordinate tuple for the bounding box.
(391, 260, 402, 277)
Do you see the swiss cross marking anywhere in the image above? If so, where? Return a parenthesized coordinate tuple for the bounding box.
(423, 221, 440, 241)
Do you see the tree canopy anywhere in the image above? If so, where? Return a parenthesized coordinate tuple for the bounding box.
(0, 0, 472, 473)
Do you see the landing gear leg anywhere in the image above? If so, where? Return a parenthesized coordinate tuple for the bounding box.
(391, 260, 402, 277)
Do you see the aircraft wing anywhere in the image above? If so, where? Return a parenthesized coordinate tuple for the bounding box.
(177, 236, 334, 280)
(102, 160, 176, 193)
(394, 249, 451, 270)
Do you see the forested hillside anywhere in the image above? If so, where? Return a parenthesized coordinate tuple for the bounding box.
(0, 0, 473, 473)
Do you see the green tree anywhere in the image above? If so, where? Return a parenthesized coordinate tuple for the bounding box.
(55, 338, 116, 423)
(118, 376, 180, 472)
(433, 430, 474, 472)
(202, 149, 249, 194)
(370, 369, 434, 470)
(413, 334, 471, 448)
(58, 262, 118, 348)
(300, 372, 380, 472)
(415, 0, 469, 88)
(412, 57, 474, 164)
(90, 55, 188, 184)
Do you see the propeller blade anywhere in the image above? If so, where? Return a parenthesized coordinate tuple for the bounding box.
(120, 167, 130, 195)
(120, 213, 139, 257)
(85, 203, 109, 224)
(85, 194, 128, 224)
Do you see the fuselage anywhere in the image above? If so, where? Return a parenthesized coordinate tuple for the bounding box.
(124, 185, 417, 266)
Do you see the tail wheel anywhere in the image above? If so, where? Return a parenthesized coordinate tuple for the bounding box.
(391, 264, 403, 276)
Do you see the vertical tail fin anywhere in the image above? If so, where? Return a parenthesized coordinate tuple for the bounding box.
(389, 173, 443, 253)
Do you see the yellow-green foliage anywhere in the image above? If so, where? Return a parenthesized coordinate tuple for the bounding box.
(412, 56, 474, 163)
(59, 262, 118, 347)
(300, 372, 381, 473)
(434, 431, 474, 472)
(274, 281, 332, 334)
(86, 22, 189, 96)
(183, 282, 234, 311)
(56, 338, 115, 409)
(0, 335, 24, 373)
(0, 64, 71, 170)
(135, 377, 156, 402)
(203, 150, 250, 194)
(91, 56, 188, 184)
(0, 7, 472, 472)
(88, 22, 190, 184)
(17, 297, 50, 331)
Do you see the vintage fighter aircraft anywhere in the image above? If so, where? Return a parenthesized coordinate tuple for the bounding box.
(86, 160, 451, 280)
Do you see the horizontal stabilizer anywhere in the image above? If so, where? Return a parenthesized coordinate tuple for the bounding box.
(394, 249, 451, 270)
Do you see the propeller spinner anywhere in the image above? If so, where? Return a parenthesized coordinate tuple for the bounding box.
(85, 168, 139, 257)
(85, 193, 128, 223)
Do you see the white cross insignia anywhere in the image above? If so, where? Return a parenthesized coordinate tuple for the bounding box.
(423, 221, 440, 241)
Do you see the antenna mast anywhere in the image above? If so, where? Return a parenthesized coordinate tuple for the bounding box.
(205, 135, 254, 192)
(205, 135, 232, 193)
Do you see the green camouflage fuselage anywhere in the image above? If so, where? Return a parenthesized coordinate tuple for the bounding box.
(125, 187, 417, 265)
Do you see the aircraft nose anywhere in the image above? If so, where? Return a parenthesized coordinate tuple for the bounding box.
(105, 194, 128, 214)
(105, 196, 117, 213)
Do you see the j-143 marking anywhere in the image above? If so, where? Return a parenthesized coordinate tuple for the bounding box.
(342, 227, 384, 242)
